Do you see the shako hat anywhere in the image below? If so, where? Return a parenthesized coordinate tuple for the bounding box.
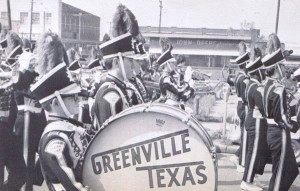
(30, 63, 81, 103)
(157, 46, 176, 66)
(0, 38, 7, 48)
(262, 48, 285, 68)
(87, 58, 101, 69)
(99, 33, 134, 59)
(246, 57, 263, 74)
(234, 52, 250, 65)
(68, 60, 80, 71)
(6, 45, 23, 65)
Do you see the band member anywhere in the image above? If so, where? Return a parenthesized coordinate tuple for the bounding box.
(0, 35, 26, 190)
(261, 34, 299, 191)
(129, 43, 150, 103)
(231, 42, 250, 172)
(241, 48, 267, 191)
(6, 32, 49, 190)
(31, 63, 89, 191)
(158, 46, 194, 109)
(92, 4, 147, 127)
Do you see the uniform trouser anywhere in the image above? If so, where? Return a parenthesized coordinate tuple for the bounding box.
(0, 117, 27, 190)
(242, 119, 269, 183)
(13, 110, 46, 190)
(267, 124, 299, 191)
(235, 101, 246, 166)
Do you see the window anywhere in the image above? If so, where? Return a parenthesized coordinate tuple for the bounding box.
(32, 12, 40, 24)
(1, 12, 7, 19)
(45, 13, 51, 25)
(64, 15, 67, 29)
(20, 12, 28, 24)
(69, 17, 72, 30)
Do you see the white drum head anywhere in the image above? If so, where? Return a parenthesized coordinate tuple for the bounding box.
(82, 103, 217, 191)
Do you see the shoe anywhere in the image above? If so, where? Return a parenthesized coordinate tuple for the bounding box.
(230, 155, 239, 167)
(236, 165, 245, 173)
(254, 177, 267, 188)
(240, 181, 263, 191)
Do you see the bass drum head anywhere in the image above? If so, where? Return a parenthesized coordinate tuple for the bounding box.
(82, 103, 217, 191)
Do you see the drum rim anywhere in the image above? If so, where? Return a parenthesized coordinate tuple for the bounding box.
(83, 102, 218, 190)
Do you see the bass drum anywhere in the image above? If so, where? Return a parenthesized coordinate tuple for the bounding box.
(82, 103, 218, 191)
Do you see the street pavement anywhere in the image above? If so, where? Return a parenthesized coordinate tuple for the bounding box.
(217, 153, 300, 191)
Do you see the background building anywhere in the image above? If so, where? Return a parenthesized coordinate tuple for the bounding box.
(0, 0, 100, 53)
(140, 26, 260, 68)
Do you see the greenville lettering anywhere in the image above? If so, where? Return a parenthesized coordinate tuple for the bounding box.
(136, 161, 207, 188)
(91, 129, 191, 174)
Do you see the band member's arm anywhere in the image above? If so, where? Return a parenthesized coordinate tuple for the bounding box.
(275, 87, 298, 132)
(44, 138, 87, 191)
(240, 78, 249, 104)
(254, 87, 265, 118)
(162, 76, 191, 95)
(180, 82, 195, 101)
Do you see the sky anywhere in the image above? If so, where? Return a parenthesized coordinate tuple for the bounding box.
(63, 0, 300, 50)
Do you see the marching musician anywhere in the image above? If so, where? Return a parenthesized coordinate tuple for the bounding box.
(0, 35, 27, 190)
(230, 42, 250, 173)
(241, 47, 268, 191)
(158, 46, 195, 109)
(261, 34, 299, 191)
(92, 33, 137, 127)
(31, 62, 90, 191)
(92, 4, 149, 127)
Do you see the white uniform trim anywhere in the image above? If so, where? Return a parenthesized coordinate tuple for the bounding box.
(247, 119, 260, 182)
(242, 106, 248, 166)
(17, 105, 42, 113)
(274, 129, 287, 191)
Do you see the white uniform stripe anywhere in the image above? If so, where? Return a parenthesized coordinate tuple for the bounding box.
(247, 119, 260, 182)
(265, 84, 275, 117)
(242, 105, 248, 167)
(274, 129, 287, 191)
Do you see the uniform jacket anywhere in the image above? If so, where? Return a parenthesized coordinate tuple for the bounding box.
(39, 120, 87, 191)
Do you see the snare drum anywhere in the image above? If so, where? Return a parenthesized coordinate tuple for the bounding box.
(82, 103, 218, 191)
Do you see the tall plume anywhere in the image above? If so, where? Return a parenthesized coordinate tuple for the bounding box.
(35, 31, 66, 76)
(159, 37, 172, 53)
(111, 4, 145, 43)
(6, 32, 23, 55)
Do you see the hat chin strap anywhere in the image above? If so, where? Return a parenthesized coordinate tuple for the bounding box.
(118, 52, 128, 82)
(54, 91, 72, 117)
(276, 63, 283, 78)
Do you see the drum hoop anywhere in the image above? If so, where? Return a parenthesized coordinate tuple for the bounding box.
(83, 103, 218, 189)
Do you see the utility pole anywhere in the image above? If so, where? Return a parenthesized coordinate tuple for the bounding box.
(275, 0, 280, 34)
(159, 0, 162, 33)
(29, 0, 33, 42)
(7, 0, 12, 30)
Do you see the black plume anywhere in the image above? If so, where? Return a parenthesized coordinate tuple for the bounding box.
(111, 4, 145, 43)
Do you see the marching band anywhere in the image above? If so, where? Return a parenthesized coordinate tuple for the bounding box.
(0, 3, 300, 191)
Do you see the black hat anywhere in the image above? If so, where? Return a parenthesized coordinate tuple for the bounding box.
(87, 58, 101, 69)
(68, 60, 80, 71)
(246, 57, 263, 74)
(6, 45, 23, 65)
(234, 52, 250, 65)
(0, 39, 7, 48)
(100, 33, 135, 59)
(157, 46, 176, 66)
(262, 48, 284, 69)
(293, 68, 300, 82)
(30, 63, 80, 103)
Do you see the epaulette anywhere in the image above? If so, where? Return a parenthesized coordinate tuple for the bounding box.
(273, 81, 284, 95)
